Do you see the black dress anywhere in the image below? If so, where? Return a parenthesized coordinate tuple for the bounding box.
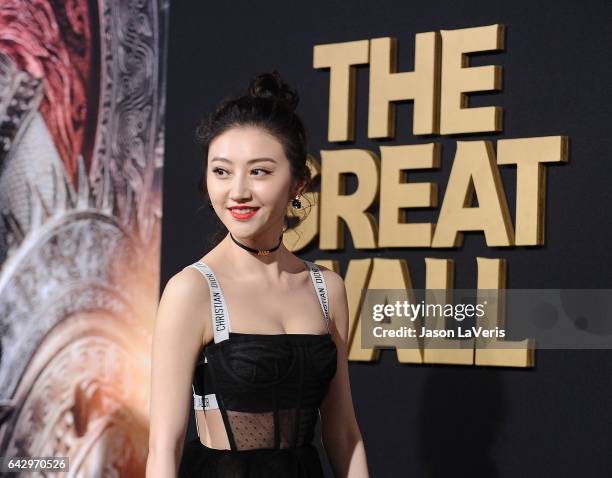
(178, 260, 338, 477)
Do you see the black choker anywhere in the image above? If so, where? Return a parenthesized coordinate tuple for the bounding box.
(229, 232, 283, 256)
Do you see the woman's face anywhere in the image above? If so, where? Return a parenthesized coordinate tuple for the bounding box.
(206, 125, 295, 239)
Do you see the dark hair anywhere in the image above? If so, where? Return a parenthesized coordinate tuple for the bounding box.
(195, 70, 313, 247)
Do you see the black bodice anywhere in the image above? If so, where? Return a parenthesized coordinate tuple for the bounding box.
(179, 260, 337, 477)
(193, 331, 337, 451)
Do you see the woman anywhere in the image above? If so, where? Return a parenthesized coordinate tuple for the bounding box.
(146, 71, 369, 477)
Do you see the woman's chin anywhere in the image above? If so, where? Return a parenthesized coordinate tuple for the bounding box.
(225, 221, 261, 237)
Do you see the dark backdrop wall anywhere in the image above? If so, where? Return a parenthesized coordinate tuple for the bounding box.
(162, 1, 612, 476)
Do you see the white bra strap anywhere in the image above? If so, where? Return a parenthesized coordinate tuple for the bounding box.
(186, 262, 231, 343)
(304, 260, 331, 329)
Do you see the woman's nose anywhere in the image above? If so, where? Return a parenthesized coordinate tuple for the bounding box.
(229, 173, 252, 200)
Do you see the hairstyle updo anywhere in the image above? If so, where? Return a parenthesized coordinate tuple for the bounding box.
(195, 70, 313, 245)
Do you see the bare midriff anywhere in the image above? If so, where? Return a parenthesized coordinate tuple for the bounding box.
(195, 409, 231, 450)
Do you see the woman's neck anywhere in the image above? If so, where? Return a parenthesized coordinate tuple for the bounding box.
(220, 232, 293, 281)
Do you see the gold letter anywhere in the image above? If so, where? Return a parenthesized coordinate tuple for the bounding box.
(369, 258, 422, 363)
(497, 136, 569, 245)
(314, 40, 370, 142)
(440, 24, 504, 134)
(368, 33, 440, 138)
(320, 149, 379, 250)
(423, 258, 474, 365)
(432, 140, 514, 247)
(475, 258, 534, 367)
(344, 259, 379, 362)
(379, 143, 440, 247)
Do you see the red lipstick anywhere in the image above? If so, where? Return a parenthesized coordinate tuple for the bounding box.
(228, 206, 259, 220)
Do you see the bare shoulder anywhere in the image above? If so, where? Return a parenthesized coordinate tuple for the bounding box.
(156, 264, 212, 343)
(317, 264, 345, 294)
(164, 265, 210, 304)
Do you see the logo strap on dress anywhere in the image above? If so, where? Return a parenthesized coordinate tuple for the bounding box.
(191, 386, 218, 411)
(188, 262, 231, 344)
(186, 261, 232, 411)
(303, 260, 331, 331)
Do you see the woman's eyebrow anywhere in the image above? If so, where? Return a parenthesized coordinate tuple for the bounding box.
(210, 157, 278, 164)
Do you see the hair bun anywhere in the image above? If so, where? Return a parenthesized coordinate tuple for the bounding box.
(248, 70, 299, 111)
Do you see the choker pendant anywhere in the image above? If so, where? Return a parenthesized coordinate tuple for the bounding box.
(229, 232, 283, 255)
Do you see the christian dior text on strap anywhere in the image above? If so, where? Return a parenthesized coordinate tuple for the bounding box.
(186, 261, 231, 412)
(185, 260, 330, 412)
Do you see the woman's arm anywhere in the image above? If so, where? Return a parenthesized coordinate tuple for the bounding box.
(319, 268, 370, 478)
(146, 268, 210, 478)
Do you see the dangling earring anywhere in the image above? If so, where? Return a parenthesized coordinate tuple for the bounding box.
(291, 195, 302, 209)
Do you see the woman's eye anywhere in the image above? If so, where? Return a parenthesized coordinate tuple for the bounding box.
(211, 167, 270, 177)
(252, 168, 271, 176)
